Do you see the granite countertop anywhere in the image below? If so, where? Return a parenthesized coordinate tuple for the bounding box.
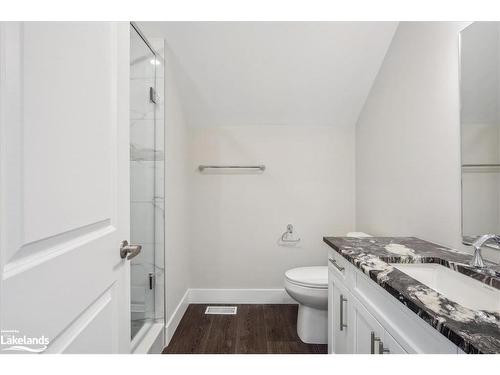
(323, 236, 500, 354)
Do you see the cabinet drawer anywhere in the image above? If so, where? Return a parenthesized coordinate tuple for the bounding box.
(328, 249, 355, 287)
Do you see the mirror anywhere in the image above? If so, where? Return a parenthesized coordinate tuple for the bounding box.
(460, 22, 500, 244)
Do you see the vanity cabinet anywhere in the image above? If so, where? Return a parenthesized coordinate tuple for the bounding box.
(327, 249, 460, 354)
(329, 262, 402, 354)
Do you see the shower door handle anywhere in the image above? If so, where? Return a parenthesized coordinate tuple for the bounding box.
(120, 240, 142, 260)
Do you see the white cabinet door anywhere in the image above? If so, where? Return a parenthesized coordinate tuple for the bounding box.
(328, 267, 353, 354)
(352, 298, 385, 354)
(328, 269, 335, 353)
(0, 22, 131, 353)
(381, 331, 407, 354)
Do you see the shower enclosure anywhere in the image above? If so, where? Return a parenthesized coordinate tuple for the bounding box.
(129, 23, 165, 346)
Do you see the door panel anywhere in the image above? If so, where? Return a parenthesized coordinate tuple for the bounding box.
(22, 22, 114, 244)
(328, 268, 352, 354)
(0, 22, 130, 354)
(332, 284, 351, 353)
(43, 286, 117, 354)
(352, 299, 384, 354)
(382, 331, 407, 354)
(328, 270, 334, 353)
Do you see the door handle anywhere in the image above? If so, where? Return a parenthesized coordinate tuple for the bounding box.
(370, 331, 381, 354)
(339, 294, 348, 331)
(120, 240, 142, 260)
(379, 341, 390, 354)
(329, 258, 345, 272)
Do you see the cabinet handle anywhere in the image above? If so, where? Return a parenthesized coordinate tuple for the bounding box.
(370, 331, 381, 354)
(329, 258, 345, 272)
(379, 341, 390, 354)
(339, 294, 348, 331)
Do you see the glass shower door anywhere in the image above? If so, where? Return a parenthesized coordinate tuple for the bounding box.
(129, 24, 165, 341)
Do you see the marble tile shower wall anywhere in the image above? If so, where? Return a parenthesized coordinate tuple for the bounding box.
(130, 38, 165, 323)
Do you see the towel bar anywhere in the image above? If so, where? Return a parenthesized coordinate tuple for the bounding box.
(198, 165, 265, 172)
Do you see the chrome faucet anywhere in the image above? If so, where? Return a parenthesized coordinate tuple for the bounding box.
(470, 234, 500, 268)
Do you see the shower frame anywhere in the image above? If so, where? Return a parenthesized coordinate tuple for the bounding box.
(129, 21, 166, 352)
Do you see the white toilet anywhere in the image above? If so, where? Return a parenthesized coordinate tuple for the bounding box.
(284, 266, 328, 344)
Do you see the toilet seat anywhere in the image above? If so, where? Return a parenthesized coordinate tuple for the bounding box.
(285, 266, 328, 289)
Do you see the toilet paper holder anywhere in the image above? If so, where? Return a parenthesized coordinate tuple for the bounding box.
(280, 224, 301, 244)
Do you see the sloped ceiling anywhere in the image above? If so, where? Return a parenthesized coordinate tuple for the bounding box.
(140, 22, 398, 127)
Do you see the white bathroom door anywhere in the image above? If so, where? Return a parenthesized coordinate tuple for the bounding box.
(0, 22, 131, 353)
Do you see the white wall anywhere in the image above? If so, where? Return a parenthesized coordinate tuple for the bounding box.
(190, 125, 355, 288)
(138, 22, 374, 290)
(356, 22, 500, 263)
(163, 42, 191, 319)
(139, 22, 397, 129)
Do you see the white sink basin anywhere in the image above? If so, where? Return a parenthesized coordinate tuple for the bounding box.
(391, 263, 500, 312)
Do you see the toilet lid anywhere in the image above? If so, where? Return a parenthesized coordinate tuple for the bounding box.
(285, 266, 328, 288)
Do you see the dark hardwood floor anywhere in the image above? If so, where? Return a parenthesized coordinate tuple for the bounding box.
(162, 304, 328, 354)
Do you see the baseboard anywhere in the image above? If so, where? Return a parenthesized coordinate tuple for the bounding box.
(164, 288, 190, 346)
(188, 288, 295, 304)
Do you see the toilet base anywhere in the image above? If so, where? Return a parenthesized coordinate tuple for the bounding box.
(296, 304, 328, 344)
